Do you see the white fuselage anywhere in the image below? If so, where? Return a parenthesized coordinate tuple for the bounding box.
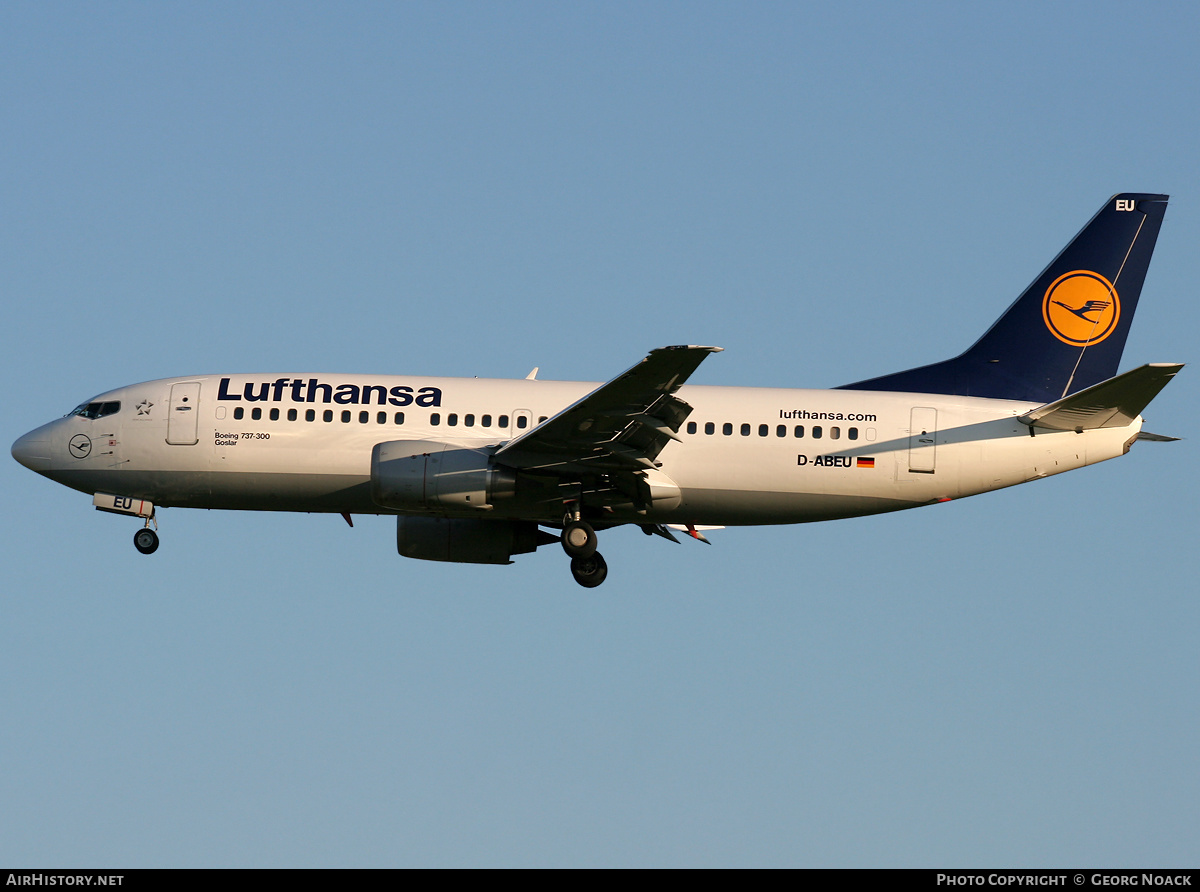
(14, 373, 1141, 526)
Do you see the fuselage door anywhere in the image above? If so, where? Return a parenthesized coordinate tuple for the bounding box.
(167, 382, 202, 445)
(908, 407, 937, 474)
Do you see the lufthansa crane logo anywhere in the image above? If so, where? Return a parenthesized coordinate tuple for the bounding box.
(1042, 270, 1120, 346)
(69, 434, 92, 459)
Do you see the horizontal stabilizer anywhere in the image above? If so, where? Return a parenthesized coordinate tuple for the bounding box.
(1019, 363, 1183, 431)
(1136, 430, 1181, 442)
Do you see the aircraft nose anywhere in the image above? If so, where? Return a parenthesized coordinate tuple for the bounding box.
(12, 430, 51, 472)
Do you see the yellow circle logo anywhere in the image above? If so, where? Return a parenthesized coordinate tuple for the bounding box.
(1042, 271, 1120, 346)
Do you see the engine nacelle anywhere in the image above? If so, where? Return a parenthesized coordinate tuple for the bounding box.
(396, 516, 541, 564)
(371, 440, 517, 513)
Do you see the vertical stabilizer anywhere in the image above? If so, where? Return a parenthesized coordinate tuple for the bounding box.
(840, 194, 1168, 402)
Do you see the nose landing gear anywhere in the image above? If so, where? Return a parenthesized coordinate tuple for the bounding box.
(133, 527, 159, 555)
(93, 493, 159, 555)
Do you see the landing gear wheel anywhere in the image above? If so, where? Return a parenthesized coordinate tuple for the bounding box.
(561, 521, 597, 558)
(570, 552, 607, 588)
(133, 528, 159, 555)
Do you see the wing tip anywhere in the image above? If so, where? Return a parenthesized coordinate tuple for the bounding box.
(655, 344, 724, 353)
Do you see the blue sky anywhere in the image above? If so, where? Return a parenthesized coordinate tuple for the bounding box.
(2, 1, 1197, 867)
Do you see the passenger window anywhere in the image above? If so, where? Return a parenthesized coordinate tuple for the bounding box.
(377, 411, 387, 424)
(776, 425, 786, 437)
(740, 423, 750, 436)
(287, 408, 297, 421)
(341, 410, 351, 423)
(517, 416, 528, 429)
(794, 425, 804, 438)
(359, 411, 369, 423)
(481, 414, 492, 427)
(498, 415, 509, 428)
(234, 407, 245, 420)
(723, 423, 733, 436)
(305, 409, 315, 422)
(251, 408, 262, 421)
(848, 427, 858, 440)
(687, 422, 697, 435)
(323, 410, 333, 422)
(431, 413, 441, 426)
(812, 425, 823, 439)
(830, 426, 840, 439)
(539, 416, 547, 423)
(394, 412, 405, 425)
(448, 413, 458, 426)
(705, 422, 715, 435)
(270, 408, 280, 421)
(465, 414, 475, 427)
(758, 424, 768, 437)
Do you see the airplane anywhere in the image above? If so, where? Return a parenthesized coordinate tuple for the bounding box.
(11, 193, 1183, 588)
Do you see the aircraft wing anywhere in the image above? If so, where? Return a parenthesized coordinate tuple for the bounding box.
(1018, 363, 1184, 432)
(494, 345, 722, 473)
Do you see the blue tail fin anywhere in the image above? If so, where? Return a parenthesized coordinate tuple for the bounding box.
(839, 194, 1169, 402)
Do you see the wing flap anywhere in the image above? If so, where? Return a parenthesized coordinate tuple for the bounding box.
(1019, 363, 1184, 432)
(495, 345, 722, 472)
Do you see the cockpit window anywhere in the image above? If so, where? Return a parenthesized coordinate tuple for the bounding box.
(68, 401, 120, 420)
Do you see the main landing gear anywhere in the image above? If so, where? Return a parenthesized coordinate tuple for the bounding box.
(570, 552, 608, 588)
(561, 520, 597, 558)
(561, 514, 607, 588)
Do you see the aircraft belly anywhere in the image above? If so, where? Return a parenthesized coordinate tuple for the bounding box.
(51, 469, 381, 512)
(665, 488, 915, 524)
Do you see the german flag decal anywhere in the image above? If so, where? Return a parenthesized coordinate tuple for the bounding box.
(856, 457, 875, 469)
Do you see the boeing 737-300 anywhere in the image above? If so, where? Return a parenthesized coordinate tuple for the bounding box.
(11, 194, 1182, 587)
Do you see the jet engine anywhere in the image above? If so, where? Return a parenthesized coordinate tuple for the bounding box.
(395, 516, 548, 564)
(371, 440, 517, 513)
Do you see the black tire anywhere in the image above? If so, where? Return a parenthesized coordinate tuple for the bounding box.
(133, 528, 159, 555)
(561, 521, 597, 558)
(570, 552, 608, 588)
